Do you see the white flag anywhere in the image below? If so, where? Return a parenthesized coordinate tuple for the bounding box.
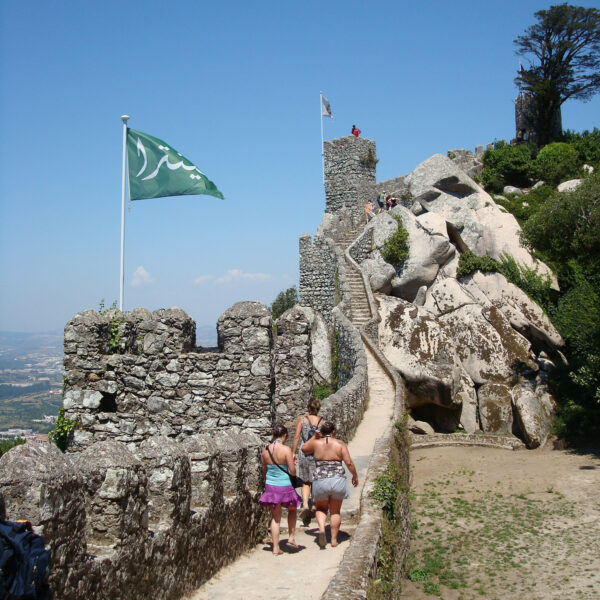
(321, 94, 332, 118)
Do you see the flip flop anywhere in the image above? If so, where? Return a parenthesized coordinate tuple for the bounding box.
(318, 531, 327, 549)
(286, 541, 299, 549)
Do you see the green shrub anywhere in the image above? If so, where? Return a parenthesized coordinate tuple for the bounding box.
(380, 216, 409, 267)
(371, 470, 401, 521)
(534, 142, 580, 186)
(516, 170, 600, 440)
(494, 185, 556, 225)
(0, 437, 25, 457)
(456, 251, 553, 310)
(481, 142, 537, 192)
(49, 407, 77, 452)
(312, 383, 332, 401)
(456, 251, 500, 279)
(555, 278, 600, 340)
(360, 147, 379, 168)
(498, 254, 553, 311)
(563, 128, 600, 167)
(522, 173, 600, 261)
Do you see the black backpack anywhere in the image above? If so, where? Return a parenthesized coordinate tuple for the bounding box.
(0, 521, 52, 600)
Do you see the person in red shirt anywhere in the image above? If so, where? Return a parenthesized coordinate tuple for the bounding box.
(351, 125, 361, 137)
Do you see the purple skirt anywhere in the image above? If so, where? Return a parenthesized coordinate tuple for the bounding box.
(259, 484, 301, 508)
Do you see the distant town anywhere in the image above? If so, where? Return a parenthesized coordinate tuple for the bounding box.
(0, 331, 63, 436)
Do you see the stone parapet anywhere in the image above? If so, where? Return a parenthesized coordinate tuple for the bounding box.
(319, 308, 368, 442)
(410, 432, 526, 450)
(0, 430, 265, 600)
(348, 227, 373, 265)
(63, 302, 274, 450)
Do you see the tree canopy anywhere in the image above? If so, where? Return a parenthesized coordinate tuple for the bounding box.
(515, 3, 600, 145)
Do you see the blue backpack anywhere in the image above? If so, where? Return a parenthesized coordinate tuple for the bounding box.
(0, 521, 51, 600)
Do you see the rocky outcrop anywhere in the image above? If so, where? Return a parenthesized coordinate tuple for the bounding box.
(557, 179, 582, 192)
(389, 207, 455, 301)
(478, 383, 513, 434)
(512, 384, 553, 448)
(462, 271, 562, 349)
(369, 153, 564, 447)
(403, 154, 556, 287)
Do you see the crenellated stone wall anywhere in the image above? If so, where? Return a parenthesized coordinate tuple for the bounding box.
(0, 431, 265, 600)
(63, 302, 274, 450)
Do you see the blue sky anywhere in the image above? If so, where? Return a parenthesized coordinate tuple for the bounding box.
(1, 0, 599, 333)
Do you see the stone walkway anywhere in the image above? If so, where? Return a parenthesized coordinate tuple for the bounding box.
(186, 343, 395, 600)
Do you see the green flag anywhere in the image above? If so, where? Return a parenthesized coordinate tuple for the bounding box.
(126, 128, 224, 200)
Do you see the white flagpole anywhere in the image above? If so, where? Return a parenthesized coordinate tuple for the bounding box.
(120, 115, 130, 312)
(320, 92, 325, 185)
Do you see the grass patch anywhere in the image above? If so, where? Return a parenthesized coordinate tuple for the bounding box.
(404, 469, 584, 599)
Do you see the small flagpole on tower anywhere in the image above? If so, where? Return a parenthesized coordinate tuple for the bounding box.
(120, 115, 130, 312)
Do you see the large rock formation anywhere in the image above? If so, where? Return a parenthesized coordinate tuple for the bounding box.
(369, 153, 564, 447)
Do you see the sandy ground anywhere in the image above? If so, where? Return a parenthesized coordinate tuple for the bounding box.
(401, 444, 600, 600)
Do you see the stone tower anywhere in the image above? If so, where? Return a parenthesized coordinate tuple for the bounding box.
(515, 91, 536, 143)
(324, 136, 377, 216)
(515, 88, 562, 145)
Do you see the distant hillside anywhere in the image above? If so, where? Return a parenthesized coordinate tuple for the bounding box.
(0, 331, 63, 430)
(0, 391, 62, 432)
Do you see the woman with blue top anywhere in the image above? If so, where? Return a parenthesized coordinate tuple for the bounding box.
(259, 424, 301, 555)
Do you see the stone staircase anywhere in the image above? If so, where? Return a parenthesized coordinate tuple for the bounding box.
(336, 226, 373, 329)
(346, 266, 371, 328)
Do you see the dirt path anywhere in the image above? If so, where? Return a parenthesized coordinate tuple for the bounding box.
(185, 344, 394, 600)
(402, 444, 600, 600)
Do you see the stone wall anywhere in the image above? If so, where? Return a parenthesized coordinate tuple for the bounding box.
(319, 308, 368, 442)
(324, 136, 377, 216)
(0, 431, 265, 600)
(447, 146, 485, 179)
(63, 302, 274, 450)
(348, 227, 373, 265)
(273, 305, 313, 428)
(323, 349, 410, 600)
(299, 233, 340, 326)
(375, 175, 409, 200)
